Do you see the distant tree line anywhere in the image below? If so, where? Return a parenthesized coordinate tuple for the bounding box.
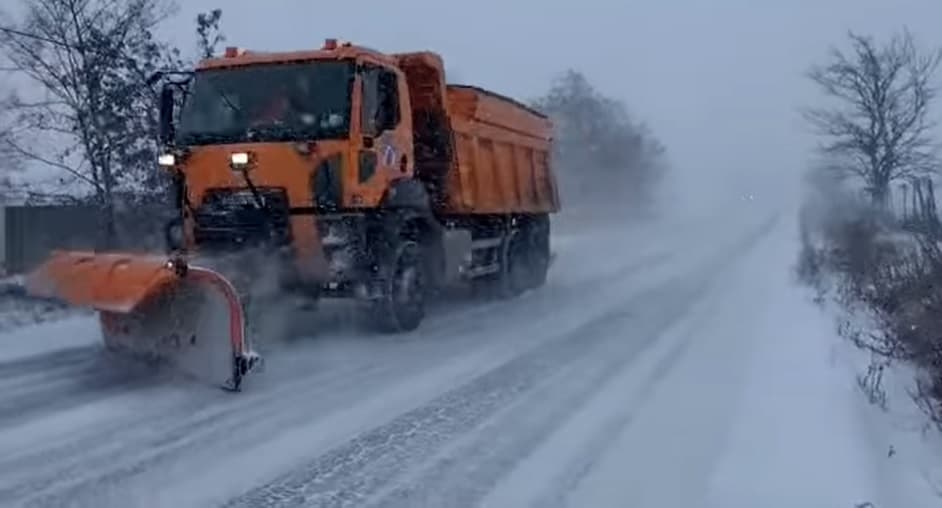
(531, 70, 668, 210)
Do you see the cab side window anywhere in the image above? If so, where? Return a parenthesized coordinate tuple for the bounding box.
(377, 69, 399, 131)
(360, 64, 399, 136)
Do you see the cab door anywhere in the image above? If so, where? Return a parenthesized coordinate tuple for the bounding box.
(355, 63, 412, 204)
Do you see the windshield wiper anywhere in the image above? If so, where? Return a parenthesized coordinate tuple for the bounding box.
(245, 123, 315, 142)
(178, 131, 237, 145)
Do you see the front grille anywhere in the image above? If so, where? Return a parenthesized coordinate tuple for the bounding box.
(193, 187, 291, 249)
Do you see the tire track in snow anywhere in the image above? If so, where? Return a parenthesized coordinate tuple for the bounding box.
(0, 346, 98, 378)
(0, 353, 158, 427)
(0, 223, 680, 414)
(222, 215, 779, 508)
(6, 246, 683, 507)
(0, 358, 392, 504)
(364, 281, 709, 508)
(0, 238, 675, 423)
(362, 214, 778, 508)
(529, 271, 738, 508)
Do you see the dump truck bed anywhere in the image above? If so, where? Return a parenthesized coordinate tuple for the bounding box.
(442, 85, 560, 216)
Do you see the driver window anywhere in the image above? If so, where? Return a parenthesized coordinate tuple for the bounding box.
(361, 65, 400, 136)
(377, 70, 399, 130)
(361, 66, 381, 136)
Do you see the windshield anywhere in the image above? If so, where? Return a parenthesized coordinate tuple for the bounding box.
(177, 60, 355, 145)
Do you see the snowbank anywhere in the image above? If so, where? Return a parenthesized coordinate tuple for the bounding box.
(555, 214, 942, 507)
(708, 221, 942, 508)
(0, 315, 100, 363)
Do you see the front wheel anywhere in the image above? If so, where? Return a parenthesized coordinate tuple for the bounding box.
(368, 239, 426, 333)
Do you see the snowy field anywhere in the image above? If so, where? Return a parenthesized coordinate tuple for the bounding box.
(1, 200, 941, 507)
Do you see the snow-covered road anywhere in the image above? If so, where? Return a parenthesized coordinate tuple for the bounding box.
(1, 205, 940, 508)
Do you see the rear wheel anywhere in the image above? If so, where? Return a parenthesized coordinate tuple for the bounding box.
(500, 228, 530, 298)
(499, 215, 551, 297)
(522, 214, 551, 290)
(471, 215, 551, 299)
(368, 238, 426, 333)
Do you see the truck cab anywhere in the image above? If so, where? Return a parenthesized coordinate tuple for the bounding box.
(157, 41, 423, 284)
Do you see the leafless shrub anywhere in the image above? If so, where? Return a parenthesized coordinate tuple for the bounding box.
(797, 172, 942, 428)
(804, 29, 942, 208)
(817, 215, 942, 427)
(800, 29, 942, 502)
(531, 70, 668, 211)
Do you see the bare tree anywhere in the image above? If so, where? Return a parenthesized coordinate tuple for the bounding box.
(532, 69, 668, 208)
(195, 8, 224, 59)
(0, 0, 224, 243)
(0, 85, 24, 198)
(805, 29, 942, 208)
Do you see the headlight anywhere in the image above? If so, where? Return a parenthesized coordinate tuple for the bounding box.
(230, 152, 250, 167)
(158, 153, 175, 167)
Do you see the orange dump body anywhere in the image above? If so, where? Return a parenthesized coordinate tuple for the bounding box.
(395, 52, 560, 217)
(443, 85, 559, 215)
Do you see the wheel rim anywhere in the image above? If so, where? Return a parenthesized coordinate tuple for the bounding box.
(391, 245, 424, 317)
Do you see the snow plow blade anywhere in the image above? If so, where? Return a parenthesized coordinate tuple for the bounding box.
(24, 251, 260, 391)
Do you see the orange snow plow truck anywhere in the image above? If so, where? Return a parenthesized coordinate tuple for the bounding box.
(24, 40, 560, 391)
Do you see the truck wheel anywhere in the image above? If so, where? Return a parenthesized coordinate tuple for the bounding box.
(470, 216, 550, 299)
(499, 216, 551, 296)
(369, 239, 426, 333)
(523, 215, 551, 290)
(501, 229, 531, 298)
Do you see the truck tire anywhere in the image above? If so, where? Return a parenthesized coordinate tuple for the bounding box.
(501, 228, 531, 298)
(523, 214, 551, 290)
(499, 216, 551, 296)
(472, 215, 550, 299)
(368, 238, 426, 333)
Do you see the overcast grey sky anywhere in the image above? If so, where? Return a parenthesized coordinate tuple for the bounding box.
(153, 0, 942, 207)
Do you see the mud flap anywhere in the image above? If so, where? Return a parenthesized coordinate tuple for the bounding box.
(25, 252, 261, 391)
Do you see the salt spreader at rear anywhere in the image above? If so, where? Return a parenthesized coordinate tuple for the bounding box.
(25, 38, 562, 390)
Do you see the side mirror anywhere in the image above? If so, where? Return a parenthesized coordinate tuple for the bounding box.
(159, 85, 175, 145)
